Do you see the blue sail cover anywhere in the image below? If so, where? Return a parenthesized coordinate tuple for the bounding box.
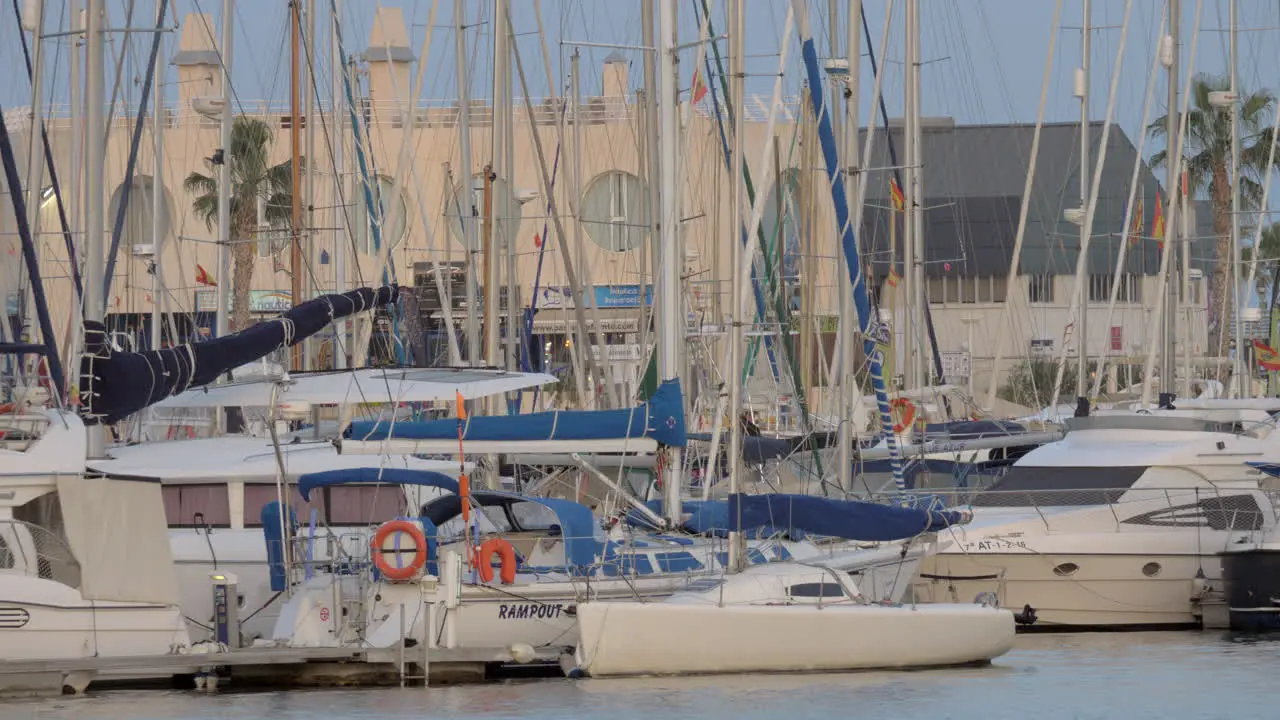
(345, 377, 687, 448)
(79, 285, 399, 424)
(727, 493, 970, 542)
(297, 468, 460, 502)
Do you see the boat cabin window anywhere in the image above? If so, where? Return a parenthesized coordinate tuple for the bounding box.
(162, 484, 232, 528)
(326, 485, 409, 526)
(436, 505, 513, 540)
(242, 484, 325, 528)
(510, 501, 560, 532)
(971, 466, 1147, 507)
(787, 582, 848, 599)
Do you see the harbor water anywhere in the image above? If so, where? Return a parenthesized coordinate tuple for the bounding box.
(5, 632, 1280, 720)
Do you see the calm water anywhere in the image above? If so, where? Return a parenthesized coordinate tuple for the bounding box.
(5, 633, 1280, 720)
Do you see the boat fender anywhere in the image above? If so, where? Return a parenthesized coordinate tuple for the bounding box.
(510, 643, 536, 664)
(476, 538, 519, 584)
(563, 605, 578, 617)
(1013, 604, 1038, 625)
(371, 520, 428, 582)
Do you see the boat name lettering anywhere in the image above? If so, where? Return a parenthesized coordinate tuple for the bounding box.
(962, 539, 1027, 551)
(497, 603, 564, 620)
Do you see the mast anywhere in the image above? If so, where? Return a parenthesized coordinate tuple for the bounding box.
(23, 0, 46, 347)
(304, 0, 317, 370)
(289, 0, 304, 370)
(214, 0, 234, 339)
(331, 0, 346, 368)
(1163, 0, 1179, 394)
(1229, 0, 1242, 395)
(903, 0, 924, 390)
(151, 0, 166, 354)
(455, 0, 479, 366)
(838, 0, 861, 493)
(726, 0, 745, 572)
(84, 0, 106, 455)
(658, 0, 683, 526)
(1076, 0, 1090, 401)
(487, 0, 507, 373)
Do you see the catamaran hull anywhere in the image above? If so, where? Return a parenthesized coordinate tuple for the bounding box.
(569, 601, 1015, 677)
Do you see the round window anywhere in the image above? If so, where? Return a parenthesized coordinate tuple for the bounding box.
(1142, 561, 1162, 577)
(1052, 562, 1080, 577)
(580, 171, 649, 252)
(445, 173, 520, 252)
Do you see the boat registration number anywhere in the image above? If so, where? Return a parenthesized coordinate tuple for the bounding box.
(961, 539, 1028, 551)
(497, 603, 565, 620)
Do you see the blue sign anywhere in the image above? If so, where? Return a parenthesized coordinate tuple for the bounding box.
(535, 284, 653, 310)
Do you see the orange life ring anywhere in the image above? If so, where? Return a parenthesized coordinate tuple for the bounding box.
(475, 538, 518, 584)
(371, 520, 427, 581)
(890, 398, 916, 434)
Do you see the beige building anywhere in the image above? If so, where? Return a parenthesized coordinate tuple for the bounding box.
(1, 9, 1211, 412)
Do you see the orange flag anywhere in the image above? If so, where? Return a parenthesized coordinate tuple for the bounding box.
(890, 177, 905, 212)
(195, 264, 216, 286)
(1152, 193, 1166, 249)
(691, 68, 708, 104)
(455, 390, 467, 420)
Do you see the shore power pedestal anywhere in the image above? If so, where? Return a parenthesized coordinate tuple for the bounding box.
(210, 571, 240, 648)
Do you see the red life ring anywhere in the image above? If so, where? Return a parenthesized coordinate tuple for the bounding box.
(475, 537, 518, 584)
(371, 520, 427, 582)
(890, 398, 916, 434)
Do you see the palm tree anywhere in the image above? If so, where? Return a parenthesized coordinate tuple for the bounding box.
(1149, 74, 1276, 360)
(184, 116, 298, 333)
(1244, 222, 1280, 302)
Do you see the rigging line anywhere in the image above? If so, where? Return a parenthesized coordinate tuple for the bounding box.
(103, 0, 169, 305)
(102, 0, 137, 138)
(10, 0, 82, 300)
(859, 1, 948, 399)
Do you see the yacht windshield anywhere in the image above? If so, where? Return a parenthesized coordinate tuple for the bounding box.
(971, 466, 1147, 507)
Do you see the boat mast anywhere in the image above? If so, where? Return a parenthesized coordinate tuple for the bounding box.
(289, 0, 304, 370)
(84, 0, 106, 455)
(1076, 0, 1090, 402)
(1229, 0, 1242, 395)
(726, 0, 745, 572)
(455, 0, 479, 366)
(331, 0, 346, 368)
(836, 0, 861, 493)
(903, 0, 924, 391)
(658, 0, 683, 527)
(215, 0, 234, 340)
(151, 0, 166, 355)
(22, 0, 46, 349)
(1164, 0, 1180, 395)
(304, 0, 317, 370)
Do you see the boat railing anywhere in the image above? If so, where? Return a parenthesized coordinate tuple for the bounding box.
(0, 519, 82, 588)
(886, 483, 1275, 536)
(0, 413, 50, 453)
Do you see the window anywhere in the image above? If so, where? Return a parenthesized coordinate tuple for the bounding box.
(971, 465, 1147, 507)
(327, 485, 409, 525)
(162, 484, 232, 528)
(1088, 273, 1141, 304)
(106, 175, 172, 254)
(357, 176, 410, 254)
(926, 276, 1006, 305)
(581, 171, 649, 252)
(787, 582, 849, 599)
(242, 484, 325, 528)
(445, 173, 519, 252)
(1179, 276, 1204, 306)
(1028, 274, 1054, 304)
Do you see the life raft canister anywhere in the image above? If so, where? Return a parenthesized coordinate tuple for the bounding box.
(371, 520, 427, 581)
(475, 537, 518, 585)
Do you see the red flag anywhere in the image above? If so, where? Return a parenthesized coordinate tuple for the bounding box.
(691, 68, 708, 104)
(195, 264, 216, 286)
(1152, 193, 1166, 249)
(889, 178, 905, 212)
(533, 233, 542, 248)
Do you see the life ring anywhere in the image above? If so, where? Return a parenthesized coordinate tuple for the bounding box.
(475, 538, 518, 585)
(890, 398, 916, 434)
(371, 520, 427, 582)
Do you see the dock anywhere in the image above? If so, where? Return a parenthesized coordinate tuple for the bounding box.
(0, 644, 564, 697)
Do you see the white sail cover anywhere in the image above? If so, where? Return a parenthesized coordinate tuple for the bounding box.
(150, 368, 556, 409)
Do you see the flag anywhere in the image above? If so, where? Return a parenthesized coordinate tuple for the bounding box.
(455, 390, 467, 420)
(889, 177, 905, 212)
(1126, 195, 1144, 246)
(691, 68, 708, 104)
(1255, 339, 1280, 371)
(1152, 193, 1166, 249)
(533, 233, 542, 248)
(195, 264, 216, 286)
(886, 269, 902, 288)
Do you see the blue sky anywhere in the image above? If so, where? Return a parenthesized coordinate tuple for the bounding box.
(4, 0, 1278, 140)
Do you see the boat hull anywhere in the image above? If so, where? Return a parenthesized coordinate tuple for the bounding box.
(570, 601, 1014, 677)
(1219, 548, 1280, 632)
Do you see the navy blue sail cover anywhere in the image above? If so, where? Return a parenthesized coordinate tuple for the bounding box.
(345, 378, 688, 448)
(79, 285, 399, 424)
(297, 467, 460, 501)
(727, 493, 970, 541)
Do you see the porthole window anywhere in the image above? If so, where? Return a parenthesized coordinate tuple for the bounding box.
(445, 173, 520, 252)
(580, 171, 648, 252)
(356, 175, 410, 254)
(1142, 561, 1162, 577)
(1052, 562, 1079, 577)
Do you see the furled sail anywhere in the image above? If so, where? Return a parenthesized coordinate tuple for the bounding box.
(727, 493, 972, 542)
(79, 285, 399, 424)
(341, 378, 687, 455)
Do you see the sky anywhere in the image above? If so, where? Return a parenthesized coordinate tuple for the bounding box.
(4, 0, 1280, 142)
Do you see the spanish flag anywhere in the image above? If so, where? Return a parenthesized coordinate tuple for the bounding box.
(1152, 193, 1166, 249)
(195, 264, 216, 286)
(886, 268, 902, 288)
(691, 68, 708, 104)
(889, 177, 905, 213)
(1254, 339, 1280, 371)
(1127, 196, 1144, 246)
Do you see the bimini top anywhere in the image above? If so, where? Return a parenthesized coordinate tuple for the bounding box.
(341, 378, 687, 456)
(152, 367, 556, 410)
(421, 490, 603, 569)
(297, 467, 460, 501)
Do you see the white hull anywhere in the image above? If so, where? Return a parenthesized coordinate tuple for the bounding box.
(571, 598, 1013, 677)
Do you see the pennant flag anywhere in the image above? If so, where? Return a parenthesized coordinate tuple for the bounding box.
(889, 177, 905, 213)
(691, 68, 708, 104)
(1152, 193, 1166, 249)
(455, 390, 467, 420)
(1127, 195, 1144, 246)
(195, 264, 216, 286)
(533, 233, 542, 248)
(886, 269, 902, 288)
(1255, 339, 1280, 371)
